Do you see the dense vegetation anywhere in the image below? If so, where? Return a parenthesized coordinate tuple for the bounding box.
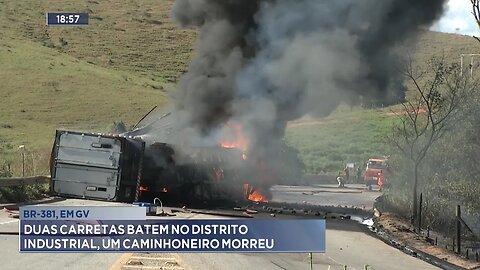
(385, 60, 480, 237)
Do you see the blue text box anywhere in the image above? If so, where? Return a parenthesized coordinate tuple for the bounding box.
(20, 206, 146, 220)
(20, 219, 326, 253)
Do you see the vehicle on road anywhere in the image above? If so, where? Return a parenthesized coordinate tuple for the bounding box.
(50, 130, 145, 202)
(49, 129, 266, 203)
(363, 158, 390, 189)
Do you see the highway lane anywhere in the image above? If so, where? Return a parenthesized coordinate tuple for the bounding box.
(176, 184, 438, 270)
(1, 235, 121, 270)
(271, 184, 381, 209)
(0, 185, 439, 270)
(178, 220, 439, 270)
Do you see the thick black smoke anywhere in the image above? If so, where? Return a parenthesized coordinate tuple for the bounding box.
(171, 0, 447, 161)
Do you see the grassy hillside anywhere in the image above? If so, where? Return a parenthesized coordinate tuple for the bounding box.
(0, 0, 196, 82)
(1, 0, 479, 176)
(285, 107, 399, 174)
(0, 36, 168, 174)
(0, 1, 187, 174)
(3, 1, 475, 84)
(414, 30, 480, 66)
(0, 36, 168, 140)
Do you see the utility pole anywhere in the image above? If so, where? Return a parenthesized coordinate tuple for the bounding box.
(456, 205, 461, 254)
(18, 145, 25, 177)
(460, 54, 480, 77)
(309, 252, 313, 270)
(418, 193, 423, 233)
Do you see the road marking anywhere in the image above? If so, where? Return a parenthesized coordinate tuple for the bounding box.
(0, 219, 19, 226)
(109, 253, 134, 270)
(129, 256, 177, 261)
(122, 266, 183, 270)
(271, 260, 288, 269)
(109, 212, 199, 270)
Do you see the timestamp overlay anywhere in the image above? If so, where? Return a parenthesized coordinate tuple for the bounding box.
(46, 12, 89, 26)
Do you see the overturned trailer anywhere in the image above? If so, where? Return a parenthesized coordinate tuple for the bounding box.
(50, 130, 144, 202)
(50, 130, 260, 203)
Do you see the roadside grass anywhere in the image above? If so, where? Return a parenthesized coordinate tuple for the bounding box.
(0, 184, 49, 203)
(285, 107, 399, 175)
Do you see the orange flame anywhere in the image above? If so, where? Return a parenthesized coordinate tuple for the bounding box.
(248, 190, 269, 202)
(138, 185, 149, 191)
(220, 123, 249, 153)
(243, 184, 269, 203)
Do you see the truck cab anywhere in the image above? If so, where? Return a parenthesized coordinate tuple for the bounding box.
(364, 158, 389, 188)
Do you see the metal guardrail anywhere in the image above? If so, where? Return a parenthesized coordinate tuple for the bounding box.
(0, 176, 50, 187)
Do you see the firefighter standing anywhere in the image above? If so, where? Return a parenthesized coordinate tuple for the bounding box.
(344, 166, 350, 183)
(337, 172, 345, 188)
(377, 170, 384, 192)
(356, 166, 362, 183)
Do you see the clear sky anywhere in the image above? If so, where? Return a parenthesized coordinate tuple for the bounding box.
(432, 0, 479, 35)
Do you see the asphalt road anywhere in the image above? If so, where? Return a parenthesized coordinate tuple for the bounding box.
(178, 184, 438, 270)
(271, 184, 380, 209)
(178, 219, 439, 270)
(0, 185, 439, 270)
(0, 199, 123, 270)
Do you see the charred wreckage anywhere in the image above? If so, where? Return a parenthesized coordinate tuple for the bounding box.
(49, 111, 283, 204)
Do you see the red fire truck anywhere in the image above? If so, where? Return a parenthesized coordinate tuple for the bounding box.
(364, 158, 391, 189)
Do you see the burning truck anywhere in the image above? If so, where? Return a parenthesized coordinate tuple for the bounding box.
(49, 111, 273, 204)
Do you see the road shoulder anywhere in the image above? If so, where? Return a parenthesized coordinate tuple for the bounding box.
(375, 211, 480, 270)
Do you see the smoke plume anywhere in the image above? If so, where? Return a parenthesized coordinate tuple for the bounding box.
(171, 0, 447, 162)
